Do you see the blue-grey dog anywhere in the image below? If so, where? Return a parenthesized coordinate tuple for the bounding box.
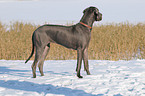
(25, 6, 102, 78)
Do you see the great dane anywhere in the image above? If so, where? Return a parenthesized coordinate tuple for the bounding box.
(25, 6, 102, 78)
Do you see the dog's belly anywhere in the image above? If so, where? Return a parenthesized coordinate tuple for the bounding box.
(55, 34, 78, 50)
(56, 40, 77, 50)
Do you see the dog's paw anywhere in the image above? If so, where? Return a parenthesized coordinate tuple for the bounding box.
(77, 75, 83, 78)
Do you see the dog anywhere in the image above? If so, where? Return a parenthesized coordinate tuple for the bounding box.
(25, 6, 102, 78)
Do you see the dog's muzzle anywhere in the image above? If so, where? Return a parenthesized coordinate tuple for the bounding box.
(96, 12, 102, 21)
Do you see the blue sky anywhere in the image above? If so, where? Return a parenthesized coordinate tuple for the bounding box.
(0, 0, 145, 24)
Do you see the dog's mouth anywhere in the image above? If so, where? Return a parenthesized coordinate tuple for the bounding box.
(96, 13, 102, 21)
(97, 16, 102, 21)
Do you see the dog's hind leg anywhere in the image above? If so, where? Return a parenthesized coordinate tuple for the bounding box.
(31, 42, 47, 78)
(38, 43, 50, 76)
(31, 59, 38, 78)
(31, 48, 43, 78)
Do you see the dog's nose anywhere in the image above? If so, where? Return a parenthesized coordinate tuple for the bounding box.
(99, 12, 102, 16)
(99, 13, 102, 20)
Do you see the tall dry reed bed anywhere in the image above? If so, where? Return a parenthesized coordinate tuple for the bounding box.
(0, 22, 145, 60)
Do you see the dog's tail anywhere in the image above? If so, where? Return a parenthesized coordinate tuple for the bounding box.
(25, 34, 35, 64)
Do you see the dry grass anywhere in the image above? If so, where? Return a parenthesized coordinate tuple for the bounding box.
(90, 23, 145, 60)
(0, 22, 37, 60)
(0, 22, 145, 60)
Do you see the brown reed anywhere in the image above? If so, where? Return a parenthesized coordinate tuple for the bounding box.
(0, 22, 144, 60)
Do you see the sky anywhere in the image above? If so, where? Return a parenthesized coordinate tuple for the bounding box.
(0, 0, 145, 25)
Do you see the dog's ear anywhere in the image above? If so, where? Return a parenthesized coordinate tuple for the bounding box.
(83, 8, 88, 13)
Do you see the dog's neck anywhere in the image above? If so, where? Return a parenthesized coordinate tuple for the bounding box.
(79, 22, 92, 29)
(79, 13, 95, 30)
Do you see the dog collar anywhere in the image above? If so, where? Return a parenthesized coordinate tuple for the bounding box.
(80, 22, 92, 29)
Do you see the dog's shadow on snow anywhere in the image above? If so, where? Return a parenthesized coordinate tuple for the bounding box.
(0, 67, 100, 96)
(0, 80, 101, 96)
(0, 67, 123, 96)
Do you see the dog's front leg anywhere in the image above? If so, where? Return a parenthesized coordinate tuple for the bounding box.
(76, 49, 83, 78)
(83, 47, 90, 75)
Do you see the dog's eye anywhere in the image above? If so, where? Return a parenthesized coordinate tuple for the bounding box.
(95, 11, 99, 15)
(95, 9, 99, 15)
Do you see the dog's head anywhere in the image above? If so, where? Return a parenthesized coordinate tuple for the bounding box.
(83, 6, 102, 21)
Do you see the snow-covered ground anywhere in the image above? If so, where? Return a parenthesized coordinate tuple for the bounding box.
(0, 60, 145, 96)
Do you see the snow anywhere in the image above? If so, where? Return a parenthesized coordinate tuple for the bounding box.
(0, 60, 145, 96)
